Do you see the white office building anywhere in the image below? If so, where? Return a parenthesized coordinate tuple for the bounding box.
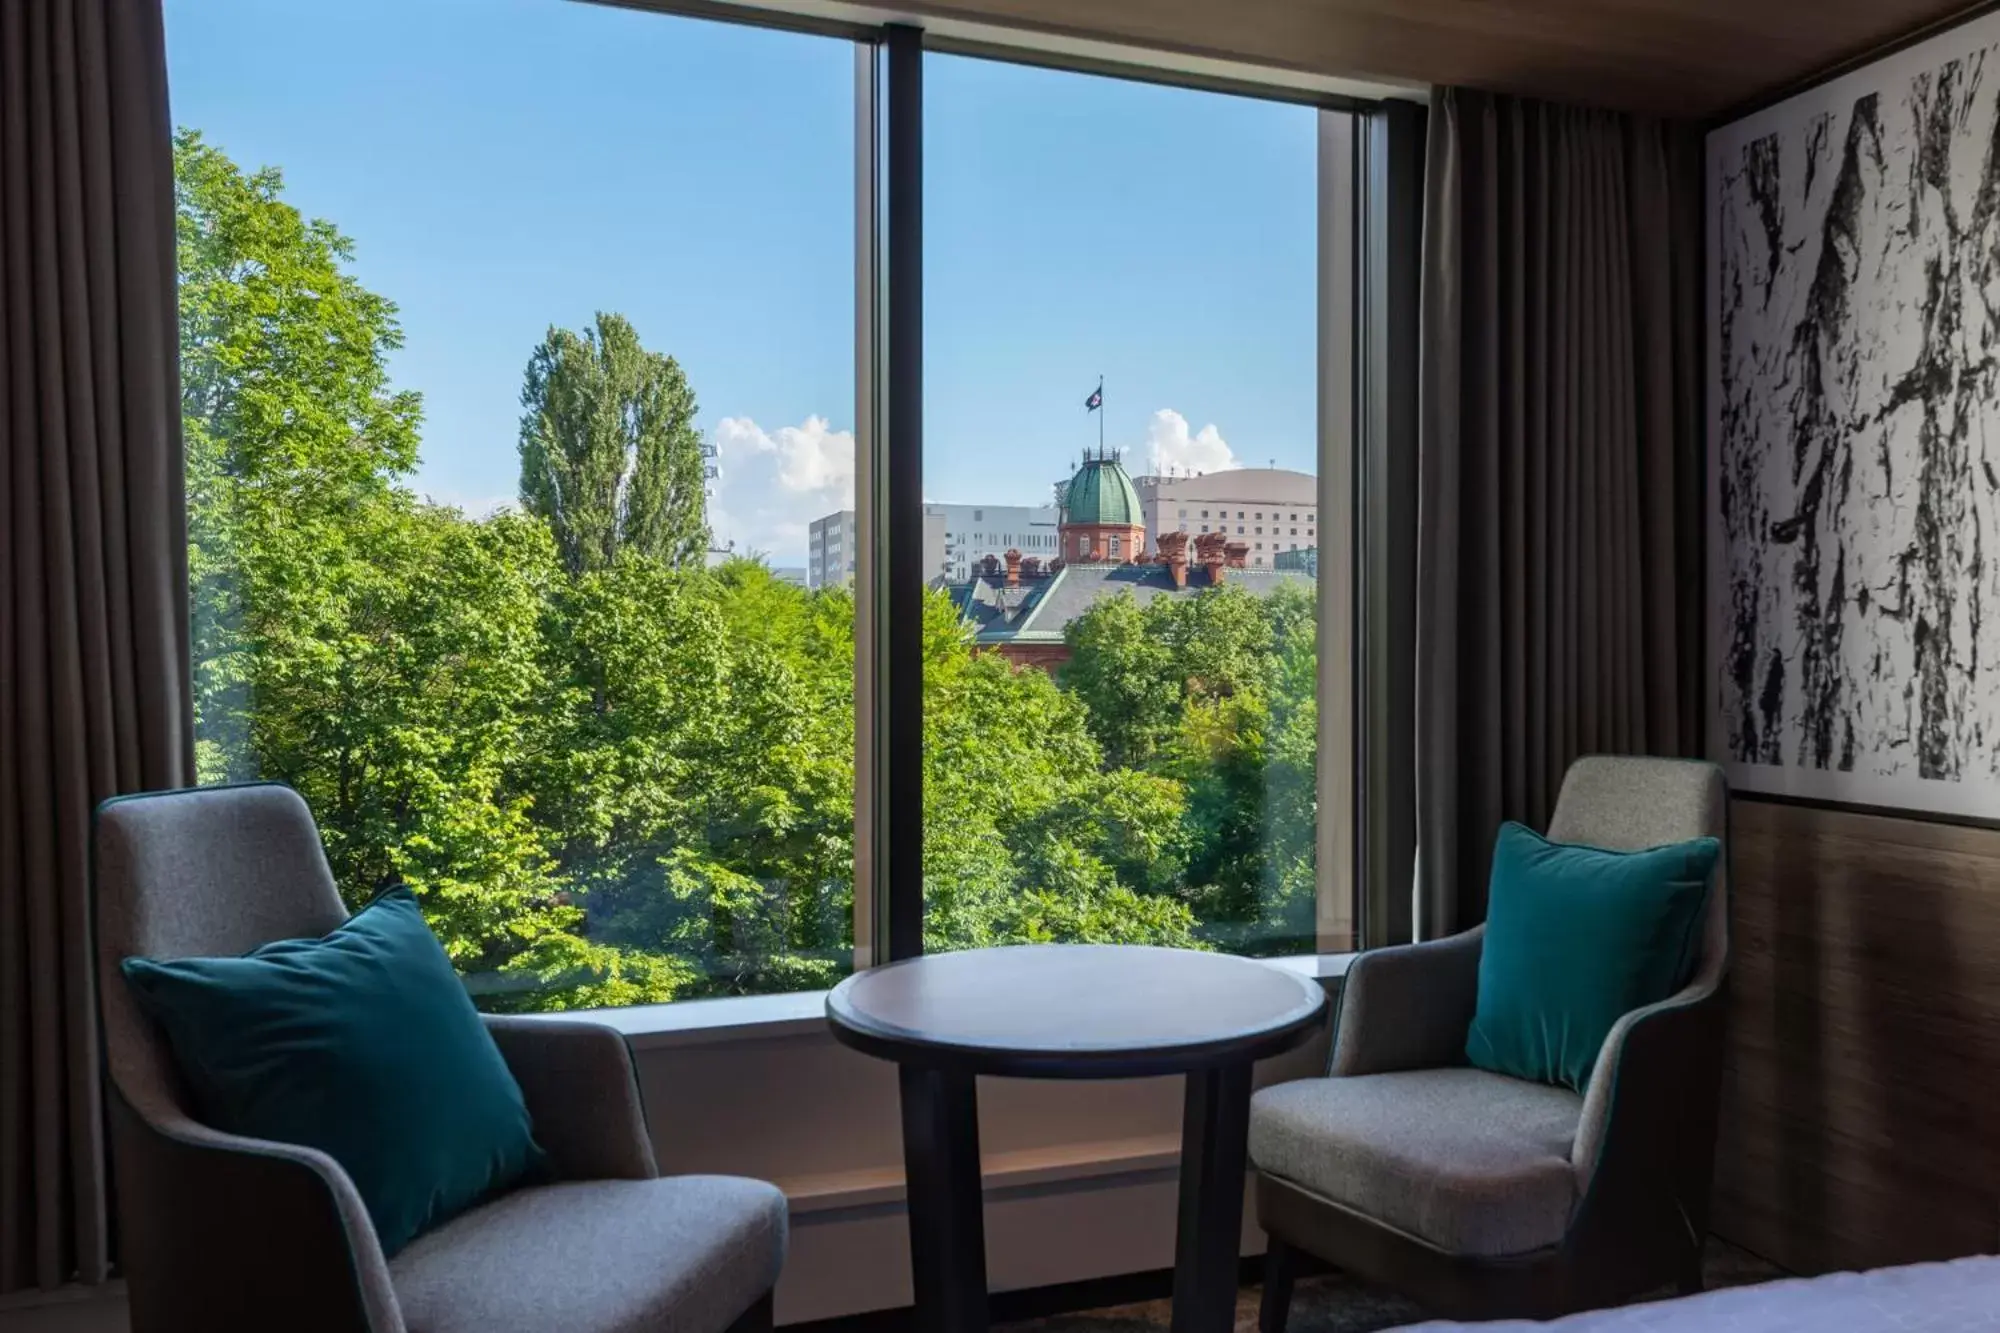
(923, 502, 1061, 584)
(808, 510, 857, 589)
(1131, 468, 1318, 569)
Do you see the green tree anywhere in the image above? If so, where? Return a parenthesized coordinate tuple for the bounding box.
(176, 128, 422, 785)
(518, 312, 709, 575)
(1061, 584, 1318, 954)
(922, 589, 1202, 952)
(178, 127, 1229, 1017)
(249, 507, 579, 968)
(177, 132, 598, 985)
(523, 556, 856, 998)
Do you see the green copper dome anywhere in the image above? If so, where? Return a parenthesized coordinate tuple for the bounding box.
(1063, 452, 1144, 527)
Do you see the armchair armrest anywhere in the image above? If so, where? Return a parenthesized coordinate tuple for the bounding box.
(109, 1085, 404, 1333)
(1572, 979, 1728, 1197)
(484, 1015, 657, 1181)
(1328, 927, 1484, 1077)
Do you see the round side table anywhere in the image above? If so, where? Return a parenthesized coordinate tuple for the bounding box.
(826, 944, 1328, 1333)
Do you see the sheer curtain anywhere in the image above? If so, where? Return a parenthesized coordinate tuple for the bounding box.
(0, 0, 192, 1293)
(1414, 87, 1704, 938)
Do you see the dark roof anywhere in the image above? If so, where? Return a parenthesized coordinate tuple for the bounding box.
(949, 561, 1314, 647)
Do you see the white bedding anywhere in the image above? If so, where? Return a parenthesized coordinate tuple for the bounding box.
(1397, 1256, 2000, 1332)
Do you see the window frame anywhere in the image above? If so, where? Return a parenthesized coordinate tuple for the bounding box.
(860, 40, 1395, 967)
(278, 1, 1418, 1002)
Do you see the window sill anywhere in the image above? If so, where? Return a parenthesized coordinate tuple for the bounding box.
(516, 952, 1355, 1051)
(780, 1132, 1185, 1216)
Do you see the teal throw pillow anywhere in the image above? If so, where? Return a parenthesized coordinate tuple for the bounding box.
(1466, 822, 1719, 1093)
(121, 886, 547, 1255)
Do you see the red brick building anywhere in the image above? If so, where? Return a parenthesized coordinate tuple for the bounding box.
(944, 451, 1309, 671)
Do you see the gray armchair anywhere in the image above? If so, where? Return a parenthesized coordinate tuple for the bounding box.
(1250, 756, 1729, 1324)
(93, 783, 787, 1333)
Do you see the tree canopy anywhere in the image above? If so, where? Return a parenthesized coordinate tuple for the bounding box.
(178, 131, 1319, 1011)
(518, 312, 710, 575)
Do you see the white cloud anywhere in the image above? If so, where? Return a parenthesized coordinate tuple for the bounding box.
(708, 414, 855, 564)
(1142, 409, 1240, 476)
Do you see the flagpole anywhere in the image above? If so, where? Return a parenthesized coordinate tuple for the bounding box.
(1097, 374, 1104, 457)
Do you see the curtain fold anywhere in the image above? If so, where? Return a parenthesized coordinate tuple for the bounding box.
(0, 0, 192, 1294)
(1415, 87, 1702, 938)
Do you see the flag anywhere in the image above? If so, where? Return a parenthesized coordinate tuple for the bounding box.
(1084, 385, 1102, 412)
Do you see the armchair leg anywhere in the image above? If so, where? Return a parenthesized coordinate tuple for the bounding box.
(1675, 1245, 1705, 1297)
(1259, 1239, 1298, 1333)
(728, 1292, 775, 1333)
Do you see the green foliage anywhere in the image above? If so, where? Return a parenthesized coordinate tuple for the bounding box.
(179, 132, 1318, 1014)
(518, 312, 709, 575)
(495, 935, 701, 1013)
(1061, 582, 1319, 954)
(177, 129, 580, 972)
(177, 128, 422, 788)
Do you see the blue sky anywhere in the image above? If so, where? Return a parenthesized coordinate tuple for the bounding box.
(164, 0, 1317, 565)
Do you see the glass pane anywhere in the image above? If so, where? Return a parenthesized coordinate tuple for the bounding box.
(922, 57, 1322, 956)
(168, 0, 858, 1008)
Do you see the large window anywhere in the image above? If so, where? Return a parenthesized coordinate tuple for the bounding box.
(168, 0, 858, 1010)
(169, 2, 1367, 1012)
(920, 55, 1339, 958)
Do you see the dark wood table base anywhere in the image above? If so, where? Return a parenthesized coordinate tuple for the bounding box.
(897, 1061, 1258, 1333)
(1171, 1063, 1254, 1333)
(828, 945, 1327, 1333)
(900, 1066, 989, 1333)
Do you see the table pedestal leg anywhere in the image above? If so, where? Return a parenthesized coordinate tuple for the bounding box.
(1170, 1062, 1253, 1333)
(899, 1065, 989, 1333)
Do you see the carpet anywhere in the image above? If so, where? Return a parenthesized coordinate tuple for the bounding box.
(1003, 1237, 1784, 1333)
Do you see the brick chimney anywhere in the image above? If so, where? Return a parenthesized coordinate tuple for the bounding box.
(1157, 530, 1190, 589)
(1194, 531, 1227, 586)
(1224, 540, 1249, 570)
(1004, 547, 1022, 587)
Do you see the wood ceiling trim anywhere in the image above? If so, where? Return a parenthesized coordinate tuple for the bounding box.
(891, 0, 1982, 117)
(596, 0, 1996, 117)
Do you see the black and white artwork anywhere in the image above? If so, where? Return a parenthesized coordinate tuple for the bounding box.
(1708, 12, 2000, 818)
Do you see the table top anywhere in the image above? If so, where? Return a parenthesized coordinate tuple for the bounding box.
(824, 945, 1328, 1078)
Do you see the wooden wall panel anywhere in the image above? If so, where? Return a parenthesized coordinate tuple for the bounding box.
(1713, 797, 2000, 1274)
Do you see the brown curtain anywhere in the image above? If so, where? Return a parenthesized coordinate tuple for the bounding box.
(0, 0, 192, 1294)
(1414, 87, 1703, 938)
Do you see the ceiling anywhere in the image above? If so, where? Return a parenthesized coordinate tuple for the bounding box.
(893, 0, 1981, 117)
